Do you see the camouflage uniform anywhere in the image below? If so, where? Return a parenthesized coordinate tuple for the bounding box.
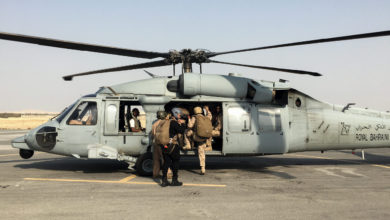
(151, 119, 162, 178)
(187, 108, 212, 174)
(151, 117, 172, 178)
(212, 112, 222, 137)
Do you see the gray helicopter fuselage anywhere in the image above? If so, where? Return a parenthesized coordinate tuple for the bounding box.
(12, 73, 390, 162)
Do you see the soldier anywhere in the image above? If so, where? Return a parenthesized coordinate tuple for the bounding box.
(151, 111, 167, 178)
(204, 106, 214, 151)
(212, 105, 222, 137)
(129, 108, 145, 132)
(188, 106, 213, 175)
(155, 109, 187, 187)
(172, 107, 189, 149)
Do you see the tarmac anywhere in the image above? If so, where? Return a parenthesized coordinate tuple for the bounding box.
(0, 130, 390, 220)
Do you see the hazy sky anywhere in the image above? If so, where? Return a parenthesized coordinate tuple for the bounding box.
(0, 0, 389, 112)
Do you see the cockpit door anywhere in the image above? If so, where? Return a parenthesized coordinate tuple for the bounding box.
(56, 100, 100, 156)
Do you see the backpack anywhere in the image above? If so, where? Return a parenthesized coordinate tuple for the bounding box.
(155, 119, 171, 145)
(195, 114, 213, 139)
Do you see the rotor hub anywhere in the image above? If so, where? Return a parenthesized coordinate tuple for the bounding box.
(167, 49, 210, 65)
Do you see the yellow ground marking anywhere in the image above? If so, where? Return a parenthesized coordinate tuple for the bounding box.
(371, 164, 390, 169)
(24, 177, 226, 187)
(118, 175, 137, 182)
(291, 154, 390, 169)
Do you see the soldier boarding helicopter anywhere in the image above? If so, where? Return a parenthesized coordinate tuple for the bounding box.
(1, 30, 390, 176)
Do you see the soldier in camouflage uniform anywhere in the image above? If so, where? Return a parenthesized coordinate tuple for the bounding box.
(187, 106, 212, 175)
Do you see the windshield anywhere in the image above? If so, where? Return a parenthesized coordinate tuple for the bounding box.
(53, 101, 77, 123)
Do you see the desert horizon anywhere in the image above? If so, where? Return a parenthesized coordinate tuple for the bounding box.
(0, 112, 57, 130)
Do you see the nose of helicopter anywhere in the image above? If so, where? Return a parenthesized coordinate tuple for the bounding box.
(11, 135, 31, 150)
(11, 128, 40, 150)
(11, 132, 36, 159)
(11, 119, 59, 152)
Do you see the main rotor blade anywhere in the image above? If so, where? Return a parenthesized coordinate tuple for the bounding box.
(63, 59, 169, 81)
(0, 32, 168, 59)
(210, 30, 390, 57)
(209, 59, 321, 76)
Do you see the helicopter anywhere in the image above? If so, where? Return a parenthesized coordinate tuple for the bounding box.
(1, 30, 390, 176)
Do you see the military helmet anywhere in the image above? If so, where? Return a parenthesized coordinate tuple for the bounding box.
(193, 106, 202, 114)
(156, 110, 167, 119)
(172, 107, 181, 119)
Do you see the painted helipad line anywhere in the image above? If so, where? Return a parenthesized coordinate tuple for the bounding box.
(291, 154, 390, 170)
(24, 177, 227, 187)
(371, 164, 390, 169)
(119, 175, 137, 182)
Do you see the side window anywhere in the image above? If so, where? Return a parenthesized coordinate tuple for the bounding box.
(258, 108, 281, 132)
(227, 106, 251, 132)
(67, 101, 97, 126)
(106, 104, 118, 131)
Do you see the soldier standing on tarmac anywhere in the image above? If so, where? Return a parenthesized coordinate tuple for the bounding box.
(159, 110, 186, 187)
(151, 111, 167, 178)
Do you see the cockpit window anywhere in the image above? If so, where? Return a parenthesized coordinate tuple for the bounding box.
(67, 101, 98, 125)
(55, 102, 77, 123)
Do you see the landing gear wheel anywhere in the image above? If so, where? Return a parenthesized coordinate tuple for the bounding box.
(135, 152, 153, 176)
(19, 149, 34, 159)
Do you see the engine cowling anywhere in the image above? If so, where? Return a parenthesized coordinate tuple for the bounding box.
(178, 73, 272, 103)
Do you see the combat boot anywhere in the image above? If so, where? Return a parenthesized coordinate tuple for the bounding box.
(161, 177, 169, 187)
(200, 167, 206, 175)
(170, 177, 183, 186)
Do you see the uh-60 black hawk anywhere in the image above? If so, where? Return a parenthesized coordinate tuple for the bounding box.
(1, 30, 390, 176)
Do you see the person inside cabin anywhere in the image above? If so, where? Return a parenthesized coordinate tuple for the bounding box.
(129, 108, 145, 132)
(211, 105, 222, 137)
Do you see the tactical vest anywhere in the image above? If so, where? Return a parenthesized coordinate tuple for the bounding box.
(133, 118, 141, 130)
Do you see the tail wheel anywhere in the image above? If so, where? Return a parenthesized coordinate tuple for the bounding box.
(135, 152, 153, 176)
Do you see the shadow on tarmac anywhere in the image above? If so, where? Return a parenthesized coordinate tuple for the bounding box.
(14, 157, 131, 174)
(12, 153, 390, 178)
